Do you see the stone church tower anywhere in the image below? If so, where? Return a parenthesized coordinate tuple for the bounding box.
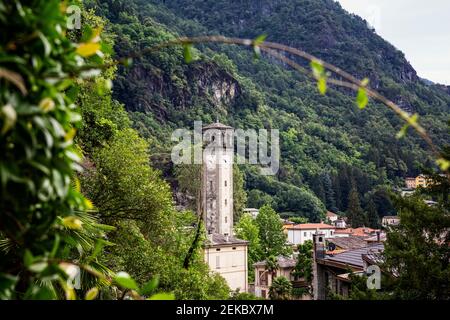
(201, 122, 248, 293)
(202, 122, 234, 236)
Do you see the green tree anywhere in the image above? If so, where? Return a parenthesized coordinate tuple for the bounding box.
(269, 276, 292, 300)
(255, 205, 291, 258)
(81, 129, 173, 234)
(235, 214, 262, 281)
(383, 192, 450, 300)
(322, 172, 338, 212)
(0, 0, 111, 299)
(366, 199, 380, 229)
(293, 241, 313, 284)
(346, 185, 367, 228)
(233, 165, 248, 222)
(247, 189, 274, 208)
(288, 216, 309, 224)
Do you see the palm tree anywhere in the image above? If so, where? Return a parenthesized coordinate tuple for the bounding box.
(269, 276, 292, 300)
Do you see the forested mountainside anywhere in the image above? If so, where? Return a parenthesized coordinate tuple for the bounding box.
(88, 0, 450, 223)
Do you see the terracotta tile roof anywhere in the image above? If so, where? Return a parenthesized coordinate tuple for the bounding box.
(285, 223, 335, 230)
(334, 227, 378, 237)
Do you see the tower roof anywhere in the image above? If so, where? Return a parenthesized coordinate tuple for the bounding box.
(202, 122, 233, 131)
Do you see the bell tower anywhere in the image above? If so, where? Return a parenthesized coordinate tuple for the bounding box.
(202, 122, 234, 236)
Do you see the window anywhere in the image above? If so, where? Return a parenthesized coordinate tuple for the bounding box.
(304, 232, 307, 237)
(259, 271, 267, 286)
(224, 180, 227, 187)
(215, 256, 220, 269)
(232, 247, 236, 250)
(225, 199, 227, 206)
(225, 216, 228, 224)
(216, 248, 221, 251)
(210, 201, 213, 210)
(209, 181, 213, 190)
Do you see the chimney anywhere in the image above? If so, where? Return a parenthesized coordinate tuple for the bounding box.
(313, 232, 325, 259)
(224, 233, 229, 243)
(312, 232, 326, 300)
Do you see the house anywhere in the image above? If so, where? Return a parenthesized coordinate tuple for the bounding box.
(326, 211, 338, 223)
(382, 216, 400, 227)
(365, 232, 386, 243)
(253, 256, 297, 299)
(312, 233, 384, 299)
(405, 177, 416, 189)
(334, 227, 378, 238)
(334, 218, 347, 229)
(204, 234, 248, 292)
(243, 208, 259, 219)
(201, 122, 248, 292)
(415, 174, 431, 188)
(285, 223, 336, 245)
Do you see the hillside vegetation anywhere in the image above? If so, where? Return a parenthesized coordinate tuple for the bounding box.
(89, 0, 450, 223)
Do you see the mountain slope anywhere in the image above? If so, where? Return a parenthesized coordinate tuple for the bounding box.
(90, 0, 449, 223)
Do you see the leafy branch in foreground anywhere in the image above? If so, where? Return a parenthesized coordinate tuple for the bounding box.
(0, 0, 174, 300)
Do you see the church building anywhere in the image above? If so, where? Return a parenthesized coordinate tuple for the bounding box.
(201, 122, 248, 293)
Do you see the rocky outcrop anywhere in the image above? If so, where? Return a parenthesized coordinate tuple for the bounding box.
(114, 60, 241, 119)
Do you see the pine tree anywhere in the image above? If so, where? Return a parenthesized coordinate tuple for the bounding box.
(346, 184, 366, 228)
(322, 172, 338, 212)
(311, 174, 326, 205)
(366, 199, 380, 229)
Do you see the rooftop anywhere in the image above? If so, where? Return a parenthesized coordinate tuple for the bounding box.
(285, 223, 335, 230)
(382, 216, 399, 220)
(253, 255, 297, 269)
(327, 236, 369, 250)
(323, 243, 384, 269)
(202, 122, 233, 131)
(334, 227, 378, 237)
(365, 233, 387, 242)
(205, 233, 248, 247)
(326, 211, 338, 217)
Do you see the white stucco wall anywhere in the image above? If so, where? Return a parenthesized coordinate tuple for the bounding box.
(204, 244, 248, 292)
(288, 228, 335, 245)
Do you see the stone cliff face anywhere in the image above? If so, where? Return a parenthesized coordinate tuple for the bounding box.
(114, 60, 240, 119)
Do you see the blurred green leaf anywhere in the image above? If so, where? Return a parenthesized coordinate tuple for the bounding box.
(311, 59, 325, 79)
(77, 43, 100, 57)
(317, 77, 327, 95)
(183, 43, 193, 63)
(1, 104, 17, 134)
(24, 250, 34, 267)
(114, 272, 139, 290)
(140, 276, 159, 296)
(356, 87, 369, 109)
(147, 292, 175, 300)
(28, 262, 48, 273)
(436, 158, 450, 171)
(85, 287, 99, 300)
(253, 34, 267, 46)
